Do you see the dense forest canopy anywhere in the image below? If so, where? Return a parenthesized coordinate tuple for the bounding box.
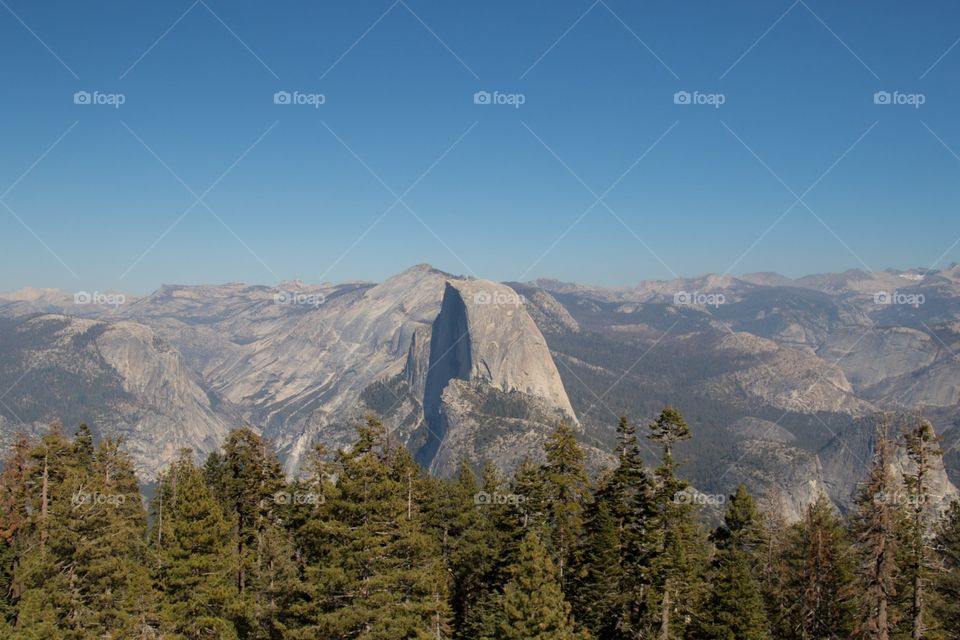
(0, 409, 957, 639)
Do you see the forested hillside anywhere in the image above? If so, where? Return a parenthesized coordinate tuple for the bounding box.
(0, 409, 958, 639)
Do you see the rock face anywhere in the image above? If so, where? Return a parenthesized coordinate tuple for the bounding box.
(425, 281, 576, 421)
(414, 280, 579, 473)
(0, 315, 231, 478)
(819, 413, 960, 517)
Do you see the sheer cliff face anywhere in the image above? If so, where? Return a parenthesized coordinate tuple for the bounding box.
(414, 280, 580, 473)
(425, 281, 576, 421)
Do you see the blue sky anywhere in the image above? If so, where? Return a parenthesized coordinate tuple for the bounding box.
(1, 0, 959, 293)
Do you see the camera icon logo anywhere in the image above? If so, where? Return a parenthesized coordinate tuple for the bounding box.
(673, 91, 692, 105)
(874, 291, 892, 305)
(473, 91, 492, 105)
(73, 91, 91, 105)
(73, 291, 92, 305)
(873, 91, 892, 105)
(473, 291, 493, 305)
(673, 291, 692, 305)
(274, 91, 292, 105)
(273, 291, 290, 305)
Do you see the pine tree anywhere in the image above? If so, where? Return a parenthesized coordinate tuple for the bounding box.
(459, 462, 516, 640)
(153, 450, 238, 639)
(206, 428, 296, 638)
(13, 425, 91, 637)
(570, 415, 656, 639)
(853, 421, 900, 640)
(67, 437, 160, 637)
(421, 460, 501, 638)
(782, 495, 857, 640)
(931, 500, 960, 638)
(542, 423, 591, 587)
(570, 497, 621, 638)
(697, 485, 770, 640)
(512, 457, 550, 534)
(900, 415, 945, 640)
(484, 530, 589, 640)
(293, 417, 450, 640)
(0, 434, 29, 626)
(646, 406, 707, 639)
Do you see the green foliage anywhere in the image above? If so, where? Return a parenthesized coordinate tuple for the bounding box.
(153, 451, 238, 639)
(646, 406, 707, 639)
(290, 417, 450, 640)
(483, 531, 589, 640)
(205, 428, 296, 639)
(781, 495, 858, 640)
(698, 486, 770, 640)
(1, 408, 959, 640)
(931, 500, 960, 637)
(542, 423, 591, 586)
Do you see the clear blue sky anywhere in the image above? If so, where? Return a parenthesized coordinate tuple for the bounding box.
(2, 0, 959, 293)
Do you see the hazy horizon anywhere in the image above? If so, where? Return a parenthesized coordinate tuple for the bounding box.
(3, 260, 959, 298)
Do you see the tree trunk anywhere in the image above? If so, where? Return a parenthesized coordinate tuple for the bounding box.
(660, 584, 670, 640)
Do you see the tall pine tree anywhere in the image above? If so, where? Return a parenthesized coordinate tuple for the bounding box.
(646, 406, 707, 639)
(153, 450, 239, 639)
(483, 530, 589, 640)
(542, 423, 591, 587)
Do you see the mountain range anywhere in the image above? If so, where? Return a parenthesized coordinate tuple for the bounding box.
(2, 263, 960, 521)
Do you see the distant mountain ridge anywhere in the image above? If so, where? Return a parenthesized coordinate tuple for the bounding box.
(2, 263, 959, 521)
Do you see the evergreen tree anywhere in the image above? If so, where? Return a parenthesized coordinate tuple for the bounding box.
(931, 500, 960, 638)
(646, 406, 707, 639)
(422, 461, 501, 638)
(512, 457, 550, 534)
(153, 450, 238, 639)
(853, 422, 900, 640)
(570, 415, 656, 639)
(697, 485, 770, 640)
(293, 417, 449, 640)
(483, 531, 589, 640)
(542, 423, 591, 587)
(0, 434, 30, 626)
(206, 428, 296, 638)
(782, 495, 857, 640)
(570, 497, 621, 638)
(459, 462, 517, 640)
(13, 425, 90, 637)
(900, 415, 945, 640)
(70, 437, 159, 638)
